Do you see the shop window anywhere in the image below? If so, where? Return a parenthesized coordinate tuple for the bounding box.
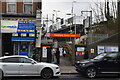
(21, 33, 27, 37)
(12, 33, 18, 37)
(29, 33, 35, 37)
(20, 42, 28, 52)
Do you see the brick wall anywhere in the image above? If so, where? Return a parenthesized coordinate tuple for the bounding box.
(2, 2, 6, 13)
(0, 1, 1, 13)
(1, 0, 42, 14)
(17, 1, 23, 13)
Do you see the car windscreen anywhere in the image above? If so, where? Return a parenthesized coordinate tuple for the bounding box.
(93, 53, 107, 60)
(104, 53, 118, 60)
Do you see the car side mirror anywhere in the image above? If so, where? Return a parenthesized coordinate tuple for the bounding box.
(103, 58, 108, 61)
(31, 61, 36, 64)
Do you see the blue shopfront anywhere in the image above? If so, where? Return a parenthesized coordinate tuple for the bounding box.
(11, 21, 35, 56)
(12, 37, 35, 56)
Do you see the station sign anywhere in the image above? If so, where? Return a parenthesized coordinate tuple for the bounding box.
(49, 33, 80, 38)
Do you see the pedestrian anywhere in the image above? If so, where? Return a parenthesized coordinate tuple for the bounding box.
(47, 47, 52, 63)
(32, 53, 36, 60)
(63, 48, 66, 57)
(56, 48, 60, 65)
(53, 49, 57, 64)
(84, 49, 89, 59)
(53, 48, 57, 64)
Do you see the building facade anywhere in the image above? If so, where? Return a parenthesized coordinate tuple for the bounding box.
(0, 0, 42, 56)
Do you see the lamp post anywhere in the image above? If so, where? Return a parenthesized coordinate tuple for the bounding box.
(81, 10, 92, 44)
(53, 10, 60, 30)
(66, 13, 76, 34)
(67, 0, 77, 34)
(0, 1, 2, 57)
(66, 1, 77, 65)
(66, 13, 76, 44)
(81, 10, 92, 59)
(36, 9, 42, 62)
(72, 0, 76, 34)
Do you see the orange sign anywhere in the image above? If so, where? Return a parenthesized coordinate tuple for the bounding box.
(50, 33, 80, 38)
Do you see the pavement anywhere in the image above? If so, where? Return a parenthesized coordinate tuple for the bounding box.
(60, 66, 78, 74)
(59, 56, 78, 74)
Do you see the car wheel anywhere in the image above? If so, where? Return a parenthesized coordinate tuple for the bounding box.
(86, 67, 97, 78)
(41, 68, 53, 79)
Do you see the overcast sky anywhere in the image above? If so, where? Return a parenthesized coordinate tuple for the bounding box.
(42, 0, 106, 20)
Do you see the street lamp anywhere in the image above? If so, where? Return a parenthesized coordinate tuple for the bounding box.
(81, 10, 92, 44)
(53, 10, 60, 30)
(66, 13, 76, 34)
(72, 0, 76, 14)
(81, 10, 92, 59)
(65, 1, 77, 65)
(53, 10, 60, 22)
(0, 1, 2, 57)
(66, 0, 77, 34)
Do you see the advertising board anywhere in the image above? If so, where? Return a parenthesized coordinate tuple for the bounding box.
(97, 46, 104, 54)
(17, 21, 35, 33)
(1, 20, 18, 33)
(1, 20, 35, 33)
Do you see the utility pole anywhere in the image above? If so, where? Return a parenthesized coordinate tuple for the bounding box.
(35, 9, 42, 62)
(0, 1, 2, 57)
(81, 10, 92, 58)
(53, 10, 60, 30)
(81, 11, 92, 44)
(52, 14, 54, 32)
(66, 0, 77, 65)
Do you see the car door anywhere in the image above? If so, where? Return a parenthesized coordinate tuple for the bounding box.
(116, 53, 120, 73)
(2, 57, 20, 75)
(19, 57, 39, 75)
(99, 53, 119, 73)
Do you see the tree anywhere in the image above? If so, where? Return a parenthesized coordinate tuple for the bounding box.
(90, 0, 118, 35)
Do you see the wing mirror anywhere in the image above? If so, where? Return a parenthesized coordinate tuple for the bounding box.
(31, 61, 36, 64)
(103, 58, 108, 61)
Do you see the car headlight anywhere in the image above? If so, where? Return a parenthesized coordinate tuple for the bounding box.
(77, 61, 80, 63)
(80, 63, 86, 66)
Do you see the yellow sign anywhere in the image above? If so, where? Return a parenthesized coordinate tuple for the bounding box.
(91, 49, 94, 53)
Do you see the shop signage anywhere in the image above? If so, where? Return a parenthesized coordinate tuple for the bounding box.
(17, 21, 35, 33)
(98, 46, 119, 54)
(19, 52, 28, 56)
(97, 46, 104, 54)
(11, 37, 35, 42)
(42, 46, 51, 58)
(90, 49, 94, 53)
(49, 33, 80, 38)
(1, 20, 18, 33)
(77, 47, 85, 52)
(1, 20, 35, 33)
(105, 46, 118, 52)
(76, 47, 85, 56)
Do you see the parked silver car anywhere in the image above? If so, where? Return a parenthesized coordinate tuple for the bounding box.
(0, 55, 60, 79)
